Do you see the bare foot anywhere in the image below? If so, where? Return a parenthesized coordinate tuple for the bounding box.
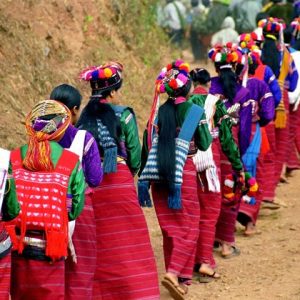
(244, 222, 256, 236)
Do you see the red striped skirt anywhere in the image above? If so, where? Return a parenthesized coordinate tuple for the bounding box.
(260, 122, 276, 201)
(0, 253, 10, 300)
(92, 163, 159, 300)
(274, 90, 290, 183)
(152, 158, 200, 280)
(215, 126, 240, 245)
(195, 139, 221, 268)
(286, 105, 300, 170)
(65, 191, 96, 300)
(238, 124, 265, 224)
(11, 253, 65, 300)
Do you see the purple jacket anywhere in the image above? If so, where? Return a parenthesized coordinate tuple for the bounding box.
(210, 76, 252, 156)
(59, 125, 103, 187)
(246, 78, 275, 127)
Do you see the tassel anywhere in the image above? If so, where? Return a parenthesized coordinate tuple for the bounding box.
(274, 106, 287, 129)
(5, 224, 19, 251)
(138, 181, 152, 207)
(45, 229, 68, 261)
(168, 184, 182, 210)
(103, 147, 118, 174)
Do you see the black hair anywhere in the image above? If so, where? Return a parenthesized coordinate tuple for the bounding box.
(76, 81, 123, 147)
(157, 77, 191, 184)
(190, 68, 211, 85)
(157, 99, 176, 183)
(248, 62, 259, 75)
(261, 37, 280, 77)
(191, 0, 199, 7)
(256, 12, 269, 25)
(293, 39, 300, 50)
(215, 63, 237, 103)
(50, 84, 82, 110)
(284, 26, 293, 45)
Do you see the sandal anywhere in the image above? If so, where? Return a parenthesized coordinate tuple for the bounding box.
(198, 271, 221, 283)
(161, 276, 186, 300)
(221, 246, 240, 259)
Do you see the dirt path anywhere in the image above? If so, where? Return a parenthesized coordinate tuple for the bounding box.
(144, 169, 300, 300)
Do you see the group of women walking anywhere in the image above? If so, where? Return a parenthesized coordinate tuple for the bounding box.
(0, 16, 299, 300)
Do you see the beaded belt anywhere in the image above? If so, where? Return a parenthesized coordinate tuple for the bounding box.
(23, 236, 46, 249)
(0, 236, 12, 254)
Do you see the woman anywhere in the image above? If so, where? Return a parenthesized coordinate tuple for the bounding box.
(50, 84, 103, 300)
(76, 62, 160, 300)
(139, 60, 212, 299)
(235, 49, 275, 235)
(208, 44, 252, 257)
(189, 68, 244, 281)
(3, 100, 86, 300)
(259, 18, 298, 188)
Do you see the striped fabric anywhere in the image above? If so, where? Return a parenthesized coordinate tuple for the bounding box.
(92, 163, 159, 300)
(286, 105, 300, 170)
(215, 127, 240, 245)
(65, 192, 96, 300)
(0, 252, 10, 300)
(274, 90, 290, 184)
(11, 253, 65, 300)
(196, 140, 221, 269)
(151, 158, 199, 280)
(260, 122, 277, 201)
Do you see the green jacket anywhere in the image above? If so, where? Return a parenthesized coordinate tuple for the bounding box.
(3, 142, 86, 221)
(118, 107, 142, 175)
(189, 94, 243, 171)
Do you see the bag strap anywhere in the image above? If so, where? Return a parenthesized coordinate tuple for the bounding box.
(69, 130, 86, 161)
(178, 104, 204, 142)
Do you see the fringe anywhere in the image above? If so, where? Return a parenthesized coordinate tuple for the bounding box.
(137, 181, 152, 207)
(274, 106, 287, 128)
(168, 184, 182, 210)
(103, 147, 118, 174)
(45, 229, 68, 261)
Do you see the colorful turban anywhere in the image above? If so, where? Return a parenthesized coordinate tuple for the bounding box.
(23, 100, 71, 172)
(208, 43, 241, 68)
(155, 60, 191, 96)
(259, 17, 286, 40)
(79, 62, 123, 91)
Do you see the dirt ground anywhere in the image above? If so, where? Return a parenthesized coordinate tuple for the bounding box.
(144, 170, 300, 300)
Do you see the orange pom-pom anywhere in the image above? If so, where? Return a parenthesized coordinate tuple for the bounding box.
(104, 68, 113, 78)
(231, 52, 238, 62)
(179, 63, 190, 73)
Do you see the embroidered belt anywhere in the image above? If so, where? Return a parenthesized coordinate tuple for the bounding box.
(0, 236, 12, 254)
(22, 236, 46, 249)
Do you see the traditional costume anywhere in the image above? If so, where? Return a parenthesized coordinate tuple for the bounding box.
(3, 100, 86, 300)
(139, 60, 212, 298)
(77, 62, 160, 300)
(59, 125, 102, 300)
(189, 85, 243, 270)
(208, 44, 252, 249)
(259, 18, 298, 191)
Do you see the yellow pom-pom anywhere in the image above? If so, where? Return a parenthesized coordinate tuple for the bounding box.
(249, 183, 259, 192)
(245, 34, 251, 42)
(104, 68, 113, 78)
(241, 41, 247, 48)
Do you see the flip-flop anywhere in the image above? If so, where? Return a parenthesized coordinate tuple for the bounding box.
(198, 272, 221, 283)
(221, 246, 240, 259)
(161, 276, 185, 300)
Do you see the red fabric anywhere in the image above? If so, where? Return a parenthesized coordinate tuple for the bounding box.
(65, 191, 96, 300)
(239, 124, 265, 224)
(254, 64, 266, 81)
(0, 252, 10, 300)
(215, 126, 239, 245)
(274, 90, 290, 183)
(193, 86, 208, 95)
(9, 149, 78, 260)
(195, 140, 221, 269)
(259, 122, 276, 201)
(92, 163, 159, 300)
(286, 105, 300, 170)
(11, 253, 65, 300)
(152, 158, 200, 280)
